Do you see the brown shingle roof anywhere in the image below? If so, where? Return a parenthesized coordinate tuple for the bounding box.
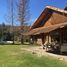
(46, 6, 67, 14)
(31, 6, 67, 29)
(26, 22, 67, 35)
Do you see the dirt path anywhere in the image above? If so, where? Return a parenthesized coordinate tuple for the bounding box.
(20, 46, 67, 62)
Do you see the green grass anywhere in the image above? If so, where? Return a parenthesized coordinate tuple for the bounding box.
(0, 45, 67, 67)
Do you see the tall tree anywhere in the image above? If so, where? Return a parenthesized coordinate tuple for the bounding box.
(6, 0, 17, 44)
(18, 0, 30, 43)
(7, 0, 15, 44)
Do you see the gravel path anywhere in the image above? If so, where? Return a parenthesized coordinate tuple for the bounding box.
(21, 46, 67, 62)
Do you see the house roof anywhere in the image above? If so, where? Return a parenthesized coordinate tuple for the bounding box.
(31, 6, 67, 30)
(26, 22, 67, 35)
(24, 6, 67, 35)
(46, 6, 67, 14)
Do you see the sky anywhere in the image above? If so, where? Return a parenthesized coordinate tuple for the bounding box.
(0, 0, 67, 25)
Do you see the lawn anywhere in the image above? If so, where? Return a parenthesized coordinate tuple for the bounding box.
(0, 45, 67, 67)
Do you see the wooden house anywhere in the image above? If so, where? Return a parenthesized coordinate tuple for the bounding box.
(27, 6, 67, 53)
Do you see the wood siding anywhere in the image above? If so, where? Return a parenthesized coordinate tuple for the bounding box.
(44, 11, 67, 27)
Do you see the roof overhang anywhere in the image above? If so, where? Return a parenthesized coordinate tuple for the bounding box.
(30, 6, 67, 30)
(25, 22, 67, 35)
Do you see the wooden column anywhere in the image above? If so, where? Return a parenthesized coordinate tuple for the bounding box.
(49, 35, 51, 44)
(59, 28, 63, 46)
(42, 33, 46, 49)
(47, 33, 51, 44)
(45, 33, 51, 51)
(45, 33, 49, 43)
(42, 33, 45, 45)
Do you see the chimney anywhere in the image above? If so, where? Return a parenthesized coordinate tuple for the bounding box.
(64, 7, 67, 10)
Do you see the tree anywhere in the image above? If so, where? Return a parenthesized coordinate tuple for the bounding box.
(18, 0, 30, 43)
(0, 23, 6, 41)
(0, 23, 10, 41)
(6, 0, 17, 44)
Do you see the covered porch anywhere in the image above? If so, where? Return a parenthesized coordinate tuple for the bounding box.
(28, 22, 67, 53)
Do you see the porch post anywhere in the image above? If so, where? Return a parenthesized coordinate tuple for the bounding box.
(45, 33, 51, 51)
(42, 33, 45, 49)
(59, 28, 64, 54)
(59, 28, 63, 53)
(45, 34, 49, 51)
(59, 28, 63, 46)
(47, 33, 51, 44)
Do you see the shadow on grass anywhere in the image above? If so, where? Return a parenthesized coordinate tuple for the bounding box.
(0, 42, 31, 45)
(47, 50, 67, 56)
(0, 43, 21, 45)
